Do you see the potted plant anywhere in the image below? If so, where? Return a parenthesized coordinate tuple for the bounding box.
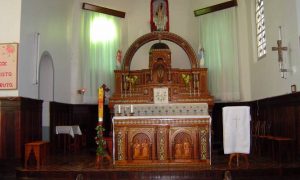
(95, 122, 106, 166)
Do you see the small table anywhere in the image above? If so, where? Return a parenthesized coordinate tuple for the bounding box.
(24, 141, 49, 169)
(56, 125, 82, 153)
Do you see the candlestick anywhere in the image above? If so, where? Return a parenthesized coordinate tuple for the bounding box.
(130, 105, 133, 113)
(278, 26, 282, 41)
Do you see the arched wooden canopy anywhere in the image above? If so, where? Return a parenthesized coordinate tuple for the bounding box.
(122, 31, 198, 71)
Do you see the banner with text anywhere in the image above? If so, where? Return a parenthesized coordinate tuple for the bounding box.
(0, 43, 18, 89)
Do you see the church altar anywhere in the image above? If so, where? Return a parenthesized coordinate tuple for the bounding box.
(109, 32, 214, 167)
(112, 103, 211, 166)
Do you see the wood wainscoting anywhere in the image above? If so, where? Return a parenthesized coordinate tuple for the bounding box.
(0, 97, 42, 160)
(49, 102, 100, 153)
(212, 92, 300, 160)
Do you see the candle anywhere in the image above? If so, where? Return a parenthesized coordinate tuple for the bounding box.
(130, 105, 133, 113)
(118, 105, 121, 113)
(278, 26, 282, 40)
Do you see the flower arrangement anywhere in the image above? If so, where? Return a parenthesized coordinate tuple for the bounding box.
(95, 123, 107, 156)
(181, 74, 191, 87)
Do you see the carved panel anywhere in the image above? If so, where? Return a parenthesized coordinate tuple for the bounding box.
(113, 117, 211, 166)
(128, 128, 155, 160)
(157, 127, 168, 160)
(199, 126, 209, 160)
(115, 127, 126, 161)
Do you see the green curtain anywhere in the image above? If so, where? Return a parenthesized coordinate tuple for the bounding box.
(81, 11, 120, 103)
(199, 8, 240, 102)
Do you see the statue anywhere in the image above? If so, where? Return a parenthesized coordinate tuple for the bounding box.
(153, 2, 167, 31)
(197, 44, 205, 67)
(175, 143, 183, 158)
(141, 139, 150, 158)
(133, 139, 141, 159)
(183, 138, 191, 157)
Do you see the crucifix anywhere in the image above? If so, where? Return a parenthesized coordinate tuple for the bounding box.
(272, 26, 288, 78)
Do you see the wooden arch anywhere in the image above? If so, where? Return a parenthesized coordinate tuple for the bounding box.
(122, 31, 198, 71)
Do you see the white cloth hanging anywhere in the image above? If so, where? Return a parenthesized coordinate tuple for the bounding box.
(222, 106, 251, 154)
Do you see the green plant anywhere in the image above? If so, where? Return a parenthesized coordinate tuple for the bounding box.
(95, 123, 106, 156)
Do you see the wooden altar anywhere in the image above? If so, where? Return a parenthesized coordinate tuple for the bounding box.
(113, 115, 211, 167)
(108, 32, 214, 111)
(109, 32, 214, 167)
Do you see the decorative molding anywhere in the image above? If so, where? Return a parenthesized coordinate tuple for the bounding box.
(194, 0, 238, 17)
(82, 3, 125, 18)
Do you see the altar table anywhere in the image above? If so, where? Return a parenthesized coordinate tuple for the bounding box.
(112, 115, 211, 167)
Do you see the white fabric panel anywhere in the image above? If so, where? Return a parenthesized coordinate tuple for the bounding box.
(222, 106, 251, 154)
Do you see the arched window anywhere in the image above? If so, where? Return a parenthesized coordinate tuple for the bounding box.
(256, 0, 266, 58)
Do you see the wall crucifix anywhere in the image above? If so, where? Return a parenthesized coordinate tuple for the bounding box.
(272, 27, 288, 78)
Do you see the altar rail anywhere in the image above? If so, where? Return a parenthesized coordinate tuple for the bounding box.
(114, 103, 208, 116)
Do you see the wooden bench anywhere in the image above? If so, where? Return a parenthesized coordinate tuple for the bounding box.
(24, 141, 49, 169)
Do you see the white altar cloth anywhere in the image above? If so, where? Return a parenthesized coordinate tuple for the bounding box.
(55, 125, 82, 138)
(222, 106, 251, 154)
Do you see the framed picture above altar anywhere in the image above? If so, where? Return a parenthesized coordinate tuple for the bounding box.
(153, 87, 168, 104)
(150, 0, 169, 32)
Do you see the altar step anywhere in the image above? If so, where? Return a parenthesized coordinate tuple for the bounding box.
(14, 151, 300, 180)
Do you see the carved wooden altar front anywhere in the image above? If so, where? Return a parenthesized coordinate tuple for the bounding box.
(113, 116, 211, 166)
(108, 32, 214, 111)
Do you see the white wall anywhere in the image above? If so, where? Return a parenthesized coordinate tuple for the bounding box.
(130, 0, 198, 70)
(12, 0, 300, 104)
(75, 0, 202, 101)
(0, 0, 21, 97)
(248, 0, 300, 100)
(19, 0, 73, 103)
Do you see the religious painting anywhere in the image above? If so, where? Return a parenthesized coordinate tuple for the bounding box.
(0, 43, 18, 89)
(150, 0, 169, 32)
(153, 87, 168, 104)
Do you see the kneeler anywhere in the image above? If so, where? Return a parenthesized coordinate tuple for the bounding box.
(222, 106, 251, 168)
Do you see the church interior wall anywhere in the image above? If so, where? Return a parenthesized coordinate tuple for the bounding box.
(297, 0, 300, 40)
(19, 0, 74, 103)
(0, 0, 21, 97)
(3, 0, 300, 103)
(248, 0, 300, 100)
(2, 0, 300, 161)
(124, 0, 199, 72)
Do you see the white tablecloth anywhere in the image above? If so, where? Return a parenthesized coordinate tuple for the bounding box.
(55, 125, 82, 138)
(222, 106, 251, 154)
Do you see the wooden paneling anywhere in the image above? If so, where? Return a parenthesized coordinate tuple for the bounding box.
(0, 97, 42, 160)
(212, 92, 300, 158)
(50, 102, 100, 153)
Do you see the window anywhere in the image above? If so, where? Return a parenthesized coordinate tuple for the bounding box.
(81, 11, 121, 103)
(256, 0, 266, 58)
